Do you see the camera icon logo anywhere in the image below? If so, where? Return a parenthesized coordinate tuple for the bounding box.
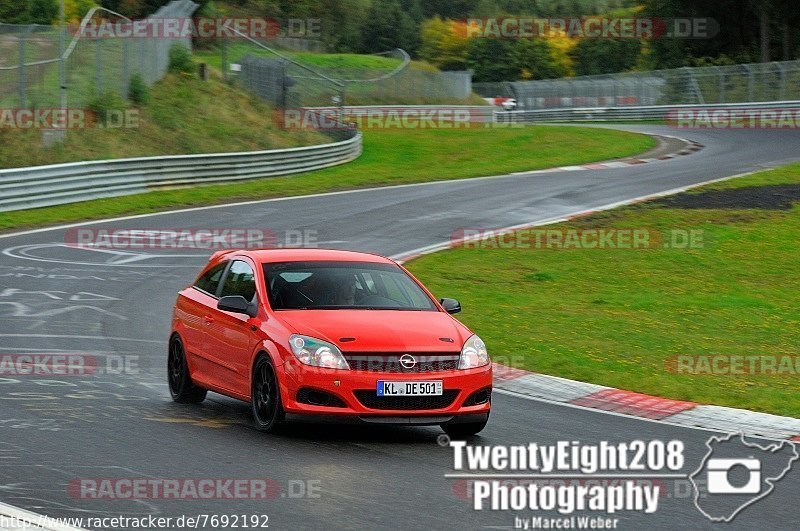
(706, 458, 761, 494)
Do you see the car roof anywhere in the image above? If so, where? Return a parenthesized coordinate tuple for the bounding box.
(222, 248, 396, 265)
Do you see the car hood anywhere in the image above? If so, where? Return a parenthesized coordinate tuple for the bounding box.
(275, 310, 470, 352)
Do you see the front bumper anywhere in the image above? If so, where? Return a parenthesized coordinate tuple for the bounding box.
(284, 412, 490, 426)
(279, 359, 492, 420)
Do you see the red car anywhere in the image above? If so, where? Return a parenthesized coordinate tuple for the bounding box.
(169, 249, 492, 437)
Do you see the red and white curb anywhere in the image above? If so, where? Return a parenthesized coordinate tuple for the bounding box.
(511, 136, 704, 176)
(492, 363, 800, 441)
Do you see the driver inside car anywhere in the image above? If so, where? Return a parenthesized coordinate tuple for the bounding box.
(325, 272, 358, 306)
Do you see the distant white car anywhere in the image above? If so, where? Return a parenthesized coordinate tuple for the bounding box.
(484, 97, 517, 111)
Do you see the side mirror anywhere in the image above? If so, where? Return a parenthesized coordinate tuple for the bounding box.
(440, 298, 462, 315)
(218, 296, 257, 318)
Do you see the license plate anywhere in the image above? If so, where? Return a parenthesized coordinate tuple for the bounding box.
(377, 381, 443, 396)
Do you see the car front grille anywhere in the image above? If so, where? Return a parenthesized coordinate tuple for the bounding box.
(344, 353, 460, 373)
(353, 390, 460, 411)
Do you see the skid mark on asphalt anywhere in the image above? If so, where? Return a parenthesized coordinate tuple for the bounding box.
(0, 418, 63, 432)
(144, 416, 241, 429)
(0, 372, 253, 432)
(3, 243, 205, 268)
(0, 289, 120, 302)
(0, 334, 161, 343)
(0, 301, 128, 320)
(1, 464, 165, 516)
(0, 264, 188, 282)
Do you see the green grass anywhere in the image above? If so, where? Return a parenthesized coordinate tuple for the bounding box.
(192, 44, 485, 105)
(0, 71, 326, 169)
(406, 164, 800, 417)
(0, 125, 654, 231)
(288, 52, 405, 70)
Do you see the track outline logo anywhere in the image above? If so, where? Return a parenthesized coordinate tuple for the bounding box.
(690, 432, 798, 522)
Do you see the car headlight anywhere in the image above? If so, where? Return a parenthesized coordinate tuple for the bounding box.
(289, 335, 350, 370)
(459, 335, 490, 369)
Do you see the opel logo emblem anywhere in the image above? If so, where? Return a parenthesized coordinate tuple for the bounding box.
(399, 354, 417, 369)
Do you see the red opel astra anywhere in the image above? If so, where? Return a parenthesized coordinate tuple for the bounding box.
(169, 249, 492, 437)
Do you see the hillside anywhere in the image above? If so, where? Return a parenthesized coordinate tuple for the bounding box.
(0, 70, 327, 169)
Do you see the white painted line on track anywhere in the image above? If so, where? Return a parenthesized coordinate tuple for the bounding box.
(0, 501, 87, 531)
(493, 388, 793, 444)
(0, 334, 162, 343)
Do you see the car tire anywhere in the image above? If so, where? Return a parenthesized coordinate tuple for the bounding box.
(441, 418, 488, 439)
(251, 355, 285, 432)
(168, 335, 207, 404)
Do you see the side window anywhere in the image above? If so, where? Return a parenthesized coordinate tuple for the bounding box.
(194, 262, 228, 296)
(219, 260, 257, 302)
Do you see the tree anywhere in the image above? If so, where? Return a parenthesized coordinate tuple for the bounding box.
(466, 38, 519, 82)
(515, 38, 568, 79)
(419, 17, 468, 70)
(314, 0, 370, 53)
(359, 0, 418, 54)
(28, 0, 58, 24)
(0, 0, 27, 23)
(569, 38, 641, 76)
(0, 0, 58, 24)
(638, 0, 800, 68)
(63, 0, 99, 23)
(421, 0, 475, 19)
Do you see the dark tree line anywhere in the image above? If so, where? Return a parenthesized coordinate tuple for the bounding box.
(3, 0, 799, 80)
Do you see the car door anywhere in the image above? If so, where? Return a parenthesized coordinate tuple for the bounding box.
(205, 259, 260, 396)
(179, 260, 229, 387)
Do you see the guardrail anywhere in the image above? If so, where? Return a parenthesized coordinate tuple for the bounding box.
(0, 130, 362, 212)
(494, 101, 800, 123)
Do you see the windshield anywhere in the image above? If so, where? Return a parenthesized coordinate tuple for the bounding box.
(264, 261, 438, 311)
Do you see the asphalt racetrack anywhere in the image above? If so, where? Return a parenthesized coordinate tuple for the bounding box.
(0, 126, 799, 530)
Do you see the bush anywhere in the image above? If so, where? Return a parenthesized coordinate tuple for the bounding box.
(168, 43, 194, 75)
(88, 91, 127, 123)
(128, 73, 149, 105)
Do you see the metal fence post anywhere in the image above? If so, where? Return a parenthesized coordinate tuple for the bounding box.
(18, 28, 29, 108)
(638, 74, 645, 105)
(95, 37, 103, 95)
(139, 38, 146, 84)
(153, 34, 160, 79)
(778, 62, 786, 100)
(122, 38, 130, 99)
(221, 39, 228, 82)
